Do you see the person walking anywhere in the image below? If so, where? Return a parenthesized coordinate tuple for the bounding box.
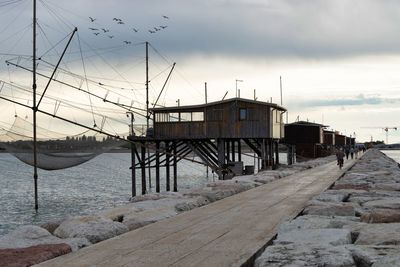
(336, 148, 345, 169)
(350, 147, 354, 159)
(345, 146, 350, 160)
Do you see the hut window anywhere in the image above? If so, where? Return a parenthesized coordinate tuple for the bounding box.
(169, 113, 179, 122)
(180, 112, 191, 122)
(239, 108, 247, 120)
(155, 113, 169, 122)
(192, 112, 204, 121)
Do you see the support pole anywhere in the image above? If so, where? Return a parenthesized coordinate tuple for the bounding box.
(165, 141, 170, 191)
(33, 0, 38, 211)
(155, 141, 160, 193)
(275, 141, 280, 166)
(205, 82, 208, 104)
(231, 140, 235, 162)
(131, 142, 136, 197)
(238, 139, 242, 162)
(141, 143, 146, 195)
(173, 141, 177, 192)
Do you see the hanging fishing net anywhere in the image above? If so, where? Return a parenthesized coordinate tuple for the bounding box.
(0, 116, 125, 170)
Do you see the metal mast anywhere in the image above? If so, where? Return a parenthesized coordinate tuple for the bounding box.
(32, 0, 38, 210)
(145, 41, 149, 130)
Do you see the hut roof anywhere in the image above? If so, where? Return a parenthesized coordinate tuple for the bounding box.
(150, 97, 286, 112)
(286, 121, 328, 128)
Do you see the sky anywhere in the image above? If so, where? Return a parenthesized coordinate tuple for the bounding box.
(1, 0, 400, 143)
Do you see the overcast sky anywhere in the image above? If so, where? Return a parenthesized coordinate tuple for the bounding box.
(1, 0, 400, 142)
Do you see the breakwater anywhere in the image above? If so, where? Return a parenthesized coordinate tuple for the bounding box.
(0, 155, 334, 266)
(255, 149, 400, 267)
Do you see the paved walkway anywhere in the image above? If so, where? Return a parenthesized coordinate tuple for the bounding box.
(38, 159, 355, 267)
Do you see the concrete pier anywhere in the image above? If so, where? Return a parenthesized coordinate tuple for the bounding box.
(38, 159, 355, 267)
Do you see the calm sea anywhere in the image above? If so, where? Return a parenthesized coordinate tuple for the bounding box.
(0, 152, 284, 236)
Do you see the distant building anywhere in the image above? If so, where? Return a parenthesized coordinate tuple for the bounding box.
(284, 121, 327, 158)
(335, 132, 347, 147)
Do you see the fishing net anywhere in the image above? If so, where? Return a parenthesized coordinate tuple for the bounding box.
(0, 116, 125, 170)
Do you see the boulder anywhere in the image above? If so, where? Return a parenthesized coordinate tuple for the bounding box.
(346, 245, 400, 267)
(0, 225, 89, 252)
(363, 198, 400, 210)
(275, 228, 352, 246)
(303, 202, 357, 217)
(174, 196, 210, 212)
(312, 190, 350, 203)
(332, 183, 371, 191)
(372, 256, 400, 267)
(254, 244, 355, 267)
(361, 209, 400, 223)
(54, 215, 128, 244)
(0, 244, 71, 267)
(278, 215, 360, 235)
(354, 223, 400, 245)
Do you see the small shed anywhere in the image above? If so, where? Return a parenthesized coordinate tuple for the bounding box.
(284, 121, 327, 158)
(323, 130, 336, 146)
(335, 133, 347, 146)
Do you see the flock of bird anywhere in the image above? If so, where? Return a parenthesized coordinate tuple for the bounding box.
(87, 15, 170, 44)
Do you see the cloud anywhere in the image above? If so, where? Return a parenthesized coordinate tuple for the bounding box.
(2, 0, 400, 62)
(291, 94, 400, 109)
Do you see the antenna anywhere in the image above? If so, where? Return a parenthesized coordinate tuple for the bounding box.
(235, 79, 243, 98)
(280, 76, 283, 106)
(222, 91, 228, 100)
(205, 82, 207, 104)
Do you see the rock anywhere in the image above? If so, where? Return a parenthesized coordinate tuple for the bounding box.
(303, 202, 357, 217)
(363, 198, 400, 210)
(0, 244, 71, 267)
(254, 244, 355, 267)
(332, 183, 371, 191)
(40, 219, 63, 235)
(361, 209, 400, 223)
(0, 225, 88, 252)
(348, 191, 400, 205)
(123, 217, 157, 231)
(312, 190, 350, 203)
(372, 256, 400, 267)
(54, 215, 128, 244)
(346, 245, 400, 267)
(355, 223, 400, 245)
(275, 228, 352, 246)
(278, 215, 360, 235)
(174, 196, 210, 212)
(373, 183, 400, 191)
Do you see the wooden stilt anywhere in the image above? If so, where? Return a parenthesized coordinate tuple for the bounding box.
(155, 141, 160, 193)
(131, 142, 136, 197)
(140, 142, 146, 195)
(165, 141, 170, 191)
(232, 140, 235, 162)
(238, 139, 241, 162)
(173, 141, 177, 192)
(275, 141, 280, 165)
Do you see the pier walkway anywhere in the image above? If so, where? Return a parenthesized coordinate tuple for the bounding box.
(39, 159, 356, 267)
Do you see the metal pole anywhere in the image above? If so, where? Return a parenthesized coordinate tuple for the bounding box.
(33, 0, 38, 211)
(205, 82, 207, 104)
(145, 42, 152, 189)
(280, 76, 283, 106)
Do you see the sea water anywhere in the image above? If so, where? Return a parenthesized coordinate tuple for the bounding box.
(0, 152, 287, 236)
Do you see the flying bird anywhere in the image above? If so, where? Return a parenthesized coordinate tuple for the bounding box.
(108, 35, 114, 38)
(93, 32, 100, 36)
(123, 41, 132, 44)
(154, 27, 160, 31)
(89, 27, 99, 31)
(117, 21, 125, 24)
(89, 17, 96, 22)
(101, 28, 110, 33)
(132, 28, 138, 32)
(113, 18, 122, 21)
(148, 30, 155, 34)
(160, 25, 168, 29)
(162, 15, 169, 19)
